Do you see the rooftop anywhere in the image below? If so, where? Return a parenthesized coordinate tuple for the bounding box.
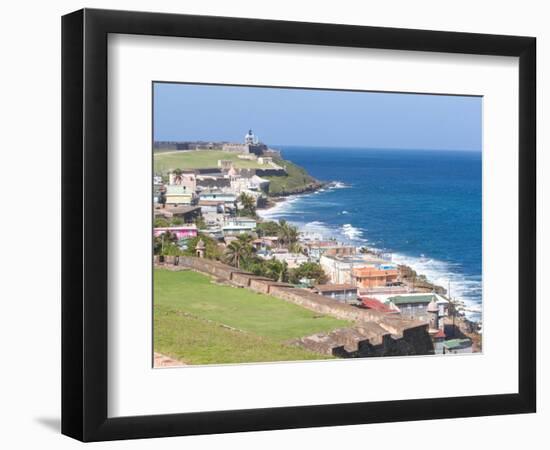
(387, 294, 438, 305)
(353, 266, 399, 277)
(443, 338, 472, 350)
(360, 297, 398, 314)
(321, 254, 387, 265)
(313, 284, 357, 292)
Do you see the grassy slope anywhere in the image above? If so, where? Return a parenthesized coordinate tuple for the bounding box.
(265, 157, 321, 195)
(154, 150, 263, 172)
(154, 269, 349, 364)
(154, 308, 329, 365)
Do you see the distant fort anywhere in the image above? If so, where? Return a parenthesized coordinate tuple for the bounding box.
(154, 129, 280, 158)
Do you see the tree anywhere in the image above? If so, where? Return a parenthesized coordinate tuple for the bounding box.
(153, 231, 179, 256)
(237, 192, 257, 217)
(194, 215, 207, 229)
(256, 220, 280, 237)
(154, 217, 170, 228)
(172, 168, 183, 184)
(265, 258, 288, 282)
(276, 219, 299, 248)
(288, 262, 328, 285)
(224, 234, 254, 268)
(184, 234, 222, 260)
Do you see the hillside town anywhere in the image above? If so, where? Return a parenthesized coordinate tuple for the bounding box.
(153, 130, 481, 362)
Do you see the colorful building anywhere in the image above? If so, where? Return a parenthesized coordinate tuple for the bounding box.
(360, 297, 400, 314)
(222, 217, 257, 236)
(353, 265, 399, 289)
(385, 293, 449, 322)
(165, 185, 194, 205)
(153, 225, 198, 240)
(319, 254, 387, 284)
(313, 284, 358, 303)
(442, 338, 473, 354)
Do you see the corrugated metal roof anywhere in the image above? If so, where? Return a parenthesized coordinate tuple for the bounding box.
(387, 294, 437, 305)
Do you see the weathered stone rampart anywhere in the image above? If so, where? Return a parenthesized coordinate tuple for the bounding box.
(154, 256, 433, 356)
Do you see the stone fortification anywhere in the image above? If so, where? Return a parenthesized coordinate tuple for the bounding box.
(155, 256, 434, 357)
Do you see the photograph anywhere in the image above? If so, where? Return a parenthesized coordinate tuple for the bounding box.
(152, 82, 483, 367)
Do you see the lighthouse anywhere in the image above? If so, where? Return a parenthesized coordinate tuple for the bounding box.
(244, 129, 257, 145)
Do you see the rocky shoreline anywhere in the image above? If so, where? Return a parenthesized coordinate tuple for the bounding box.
(255, 178, 482, 344)
(258, 180, 327, 210)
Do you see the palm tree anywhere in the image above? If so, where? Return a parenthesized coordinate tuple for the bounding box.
(224, 234, 254, 268)
(238, 193, 257, 217)
(276, 219, 299, 249)
(266, 258, 288, 282)
(172, 168, 183, 185)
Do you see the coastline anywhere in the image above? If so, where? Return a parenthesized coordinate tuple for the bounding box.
(257, 183, 482, 331)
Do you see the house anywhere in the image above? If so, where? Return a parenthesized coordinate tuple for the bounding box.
(360, 297, 400, 314)
(302, 241, 356, 261)
(385, 293, 449, 322)
(196, 175, 231, 190)
(442, 338, 473, 354)
(222, 217, 257, 236)
(352, 265, 399, 289)
(319, 254, 387, 284)
(153, 225, 198, 240)
(164, 185, 195, 205)
(252, 237, 278, 251)
(313, 284, 358, 303)
(168, 172, 196, 193)
(199, 191, 237, 205)
(154, 205, 201, 223)
(270, 251, 309, 268)
(198, 199, 226, 214)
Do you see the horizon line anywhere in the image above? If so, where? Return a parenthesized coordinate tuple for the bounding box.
(153, 139, 481, 153)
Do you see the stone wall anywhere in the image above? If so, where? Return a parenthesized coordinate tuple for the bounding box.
(158, 256, 427, 335)
(154, 257, 434, 357)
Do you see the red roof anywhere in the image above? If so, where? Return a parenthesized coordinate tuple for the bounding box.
(360, 297, 398, 314)
(434, 328, 446, 339)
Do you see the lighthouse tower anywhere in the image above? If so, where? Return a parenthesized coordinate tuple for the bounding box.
(244, 129, 257, 145)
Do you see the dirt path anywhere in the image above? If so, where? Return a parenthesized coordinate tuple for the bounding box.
(154, 352, 187, 368)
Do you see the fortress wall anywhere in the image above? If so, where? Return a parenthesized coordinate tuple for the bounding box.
(157, 257, 432, 355)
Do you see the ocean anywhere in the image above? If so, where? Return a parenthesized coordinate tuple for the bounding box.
(259, 146, 482, 321)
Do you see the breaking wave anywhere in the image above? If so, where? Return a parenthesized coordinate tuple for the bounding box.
(257, 178, 482, 321)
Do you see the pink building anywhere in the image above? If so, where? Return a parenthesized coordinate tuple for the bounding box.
(153, 226, 198, 240)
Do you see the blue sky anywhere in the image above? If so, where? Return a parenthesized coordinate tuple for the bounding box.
(153, 83, 482, 151)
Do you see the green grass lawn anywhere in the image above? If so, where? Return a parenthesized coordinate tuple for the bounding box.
(154, 150, 264, 173)
(155, 307, 331, 365)
(265, 158, 320, 195)
(154, 269, 350, 364)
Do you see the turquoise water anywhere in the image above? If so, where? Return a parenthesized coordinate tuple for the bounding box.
(260, 146, 482, 320)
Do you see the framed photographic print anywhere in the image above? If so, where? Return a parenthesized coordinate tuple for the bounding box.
(61, 8, 536, 442)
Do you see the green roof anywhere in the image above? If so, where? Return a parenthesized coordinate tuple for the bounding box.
(386, 294, 436, 305)
(443, 338, 472, 350)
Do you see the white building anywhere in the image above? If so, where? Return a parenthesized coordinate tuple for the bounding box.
(270, 252, 309, 269)
(319, 254, 386, 285)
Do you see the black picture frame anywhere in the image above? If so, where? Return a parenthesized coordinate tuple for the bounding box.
(61, 8, 536, 442)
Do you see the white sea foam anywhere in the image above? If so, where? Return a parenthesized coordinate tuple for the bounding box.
(257, 195, 302, 220)
(331, 181, 351, 189)
(341, 223, 365, 241)
(258, 185, 482, 321)
(389, 251, 482, 321)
